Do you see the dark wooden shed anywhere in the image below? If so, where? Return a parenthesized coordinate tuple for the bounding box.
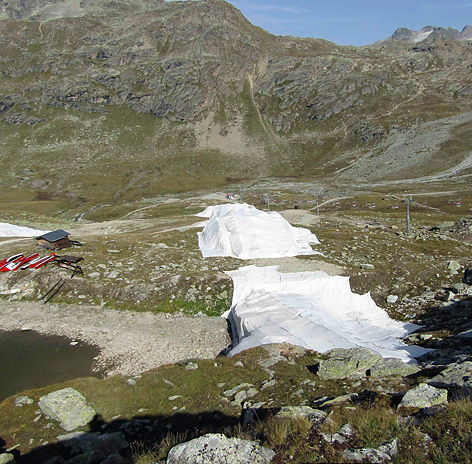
(35, 229, 72, 250)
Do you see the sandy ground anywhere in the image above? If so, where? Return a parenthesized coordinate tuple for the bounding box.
(0, 204, 343, 380)
(0, 301, 230, 378)
(0, 256, 342, 380)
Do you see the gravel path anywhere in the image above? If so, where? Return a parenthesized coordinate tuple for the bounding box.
(0, 301, 230, 377)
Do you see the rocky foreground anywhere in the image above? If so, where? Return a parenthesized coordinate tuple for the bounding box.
(1, 259, 472, 464)
(0, 193, 471, 463)
(0, 300, 229, 377)
(2, 335, 472, 463)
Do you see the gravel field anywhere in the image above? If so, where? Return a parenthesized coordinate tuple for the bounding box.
(0, 301, 230, 377)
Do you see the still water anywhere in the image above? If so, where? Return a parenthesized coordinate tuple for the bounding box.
(0, 330, 102, 402)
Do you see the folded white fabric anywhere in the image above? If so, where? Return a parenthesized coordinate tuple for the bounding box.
(225, 265, 428, 362)
(197, 204, 320, 259)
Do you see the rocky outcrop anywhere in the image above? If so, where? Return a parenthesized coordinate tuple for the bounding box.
(0, 454, 16, 464)
(343, 438, 398, 463)
(369, 358, 420, 378)
(398, 383, 448, 409)
(38, 388, 97, 432)
(427, 361, 472, 395)
(56, 431, 129, 464)
(317, 348, 384, 380)
(166, 433, 275, 464)
(276, 406, 326, 424)
(0, 0, 472, 202)
(384, 25, 471, 43)
(316, 348, 421, 380)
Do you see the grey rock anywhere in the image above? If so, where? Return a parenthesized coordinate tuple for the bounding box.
(378, 438, 398, 457)
(456, 329, 472, 339)
(360, 263, 375, 270)
(433, 221, 455, 231)
(233, 388, 258, 406)
(317, 348, 383, 380)
(342, 447, 391, 463)
(386, 295, 398, 304)
(184, 362, 198, 370)
(0, 454, 16, 464)
(369, 358, 420, 378)
(318, 393, 358, 407)
(342, 438, 398, 464)
(126, 378, 137, 387)
(166, 433, 275, 464)
(260, 379, 277, 390)
(57, 431, 128, 464)
(276, 406, 326, 424)
(322, 423, 354, 444)
(38, 388, 96, 432)
(223, 383, 253, 398)
(427, 361, 472, 394)
(443, 290, 455, 301)
(398, 383, 448, 409)
(14, 396, 34, 407)
(448, 260, 461, 273)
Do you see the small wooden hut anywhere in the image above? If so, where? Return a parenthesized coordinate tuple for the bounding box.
(35, 229, 72, 250)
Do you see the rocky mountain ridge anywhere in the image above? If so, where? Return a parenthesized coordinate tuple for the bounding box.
(384, 25, 472, 43)
(0, 0, 167, 21)
(0, 0, 471, 208)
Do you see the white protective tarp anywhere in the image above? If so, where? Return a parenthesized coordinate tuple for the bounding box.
(225, 266, 429, 362)
(197, 204, 320, 259)
(0, 223, 48, 238)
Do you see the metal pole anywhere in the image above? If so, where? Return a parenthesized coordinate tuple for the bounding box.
(402, 194, 413, 231)
(406, 201, 410, 231)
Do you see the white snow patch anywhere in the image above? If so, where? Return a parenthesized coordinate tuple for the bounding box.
(0, 223, 49, 238)
(413, 30, 433, 42)
(197, 204, 320, 259)
(225, 266, 429, 362)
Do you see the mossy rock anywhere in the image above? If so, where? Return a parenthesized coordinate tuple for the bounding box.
(317, 348, 383, 380)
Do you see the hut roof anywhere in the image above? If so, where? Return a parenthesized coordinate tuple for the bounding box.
(35, 229, 70, 243)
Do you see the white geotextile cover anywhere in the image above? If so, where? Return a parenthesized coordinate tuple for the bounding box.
(197, 204, 320, 259)
(225, 266, 429, 362)
(0, 223, 48, 238)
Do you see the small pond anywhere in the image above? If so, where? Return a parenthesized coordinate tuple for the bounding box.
(0, 330, 102, 402)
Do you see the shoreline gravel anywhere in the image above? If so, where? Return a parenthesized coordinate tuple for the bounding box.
(0, 301, 230, 377)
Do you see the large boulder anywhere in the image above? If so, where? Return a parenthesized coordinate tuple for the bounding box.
(166, 433, 275, 464)
(317, 348, 383, 380)
(56, 431, 128, 463)
(427, 361, 472, 396)
(38, 388, 96, 432)
(0, 454, 16, 464)
(276, 406, 326, 424)
(463, 268, 472, 285)
(343, 438, 398, 463)
(342, 447, 391, 463)
(369, 358, 420, 378)
(398, 383, 448, 409)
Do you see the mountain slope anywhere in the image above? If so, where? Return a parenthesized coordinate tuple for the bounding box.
(383, 25, 472, 43)
(0, 0, 471, 209)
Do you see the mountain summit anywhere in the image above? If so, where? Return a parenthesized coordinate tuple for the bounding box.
(0, 0, 166, 20)
(384, 25, 472, 43)
(0, 0, 471, 204)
